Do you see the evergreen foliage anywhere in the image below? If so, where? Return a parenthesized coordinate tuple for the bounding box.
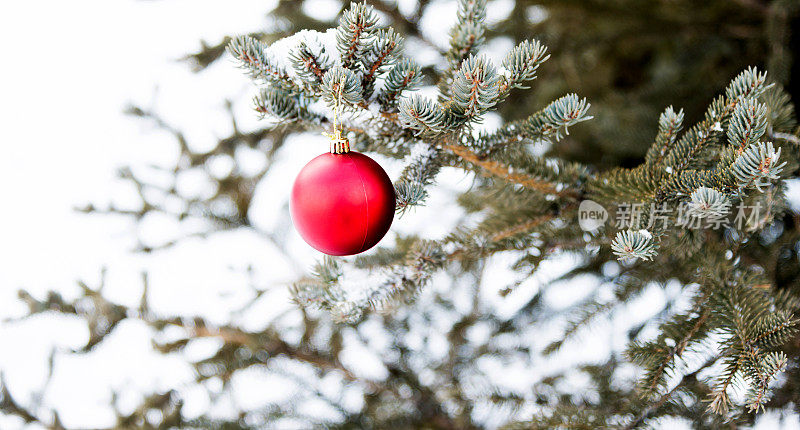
(5, 1, 800, 429)
(225, 1, 800, 420)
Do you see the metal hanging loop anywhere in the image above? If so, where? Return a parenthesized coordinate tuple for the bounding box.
(324, 84, 350, 154)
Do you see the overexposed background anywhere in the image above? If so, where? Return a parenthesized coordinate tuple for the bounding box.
(1, 1, 799, 429)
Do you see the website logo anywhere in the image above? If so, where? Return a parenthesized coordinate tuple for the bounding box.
(578, 200, 608, 231)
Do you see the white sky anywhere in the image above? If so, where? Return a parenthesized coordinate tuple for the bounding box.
(0, 1, 798, 429)
(0, 1, 292, 427)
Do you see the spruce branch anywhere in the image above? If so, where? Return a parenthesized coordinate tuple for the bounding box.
(725, 66, 770, 100)
(321, 66, 363, 107)
(227, 36, 292, 87)
(645, 106, 685, 165)
(336, 2, 380, 70)
(534, 94, 593, 138)
(706, 279, 798, 415)
(293, 240, 448, 322)
(687, 186, 731, 218)
(449, 54, 501, 120)
(661, 68, 771, 172)
(377, 59, 422, 111)
(499, 39, 550, 94)
(398, 94, 447, 134)
(348, 240, 447, 317)
(660, 97, 728, 172)
(221, 7, 799, 424)
(394, 181, 428, 215)
(289, 40, 332, 86)
(623, 354, 719, 430)
(254, 88, 324, 123)
(394, 143, 442, 214)
(291, 256, 349, 312)
(611, 230, 658, 261)
(749, 311, 799, 352)
(543, 301, 615, 355)
(361, 28, 404, 98)
(731, 141, 786, 192)
(445, 0, 487, 69)
(488, 214, 555, 242)
(439, 0, 488, 100)
(253, 87, 299, 120)
(627, 303, 711, 400)
(595, 67, 785, 235)
(745, 351, 788, 412)
(727, 98, 768, 150)
(470, 94, 592, 154)
(707, 361, 741, 414)
(21, 274, 387, 419)
(762, 85, 797, 133)
(446, 144, 571, 196)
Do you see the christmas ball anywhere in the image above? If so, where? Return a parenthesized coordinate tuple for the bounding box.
(290, 151, 395, 256)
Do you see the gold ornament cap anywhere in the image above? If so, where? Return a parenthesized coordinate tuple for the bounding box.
(325, 126, 350, 154)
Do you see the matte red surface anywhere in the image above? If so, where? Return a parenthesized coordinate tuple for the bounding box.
(290, 152, 395, 256)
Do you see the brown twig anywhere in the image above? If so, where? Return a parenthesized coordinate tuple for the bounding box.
(445, 144, 576, 197)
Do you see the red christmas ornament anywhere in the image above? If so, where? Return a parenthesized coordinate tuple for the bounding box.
(290, 148, 395, 256)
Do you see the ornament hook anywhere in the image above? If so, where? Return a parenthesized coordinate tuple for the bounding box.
(325, 83, 350, 154)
